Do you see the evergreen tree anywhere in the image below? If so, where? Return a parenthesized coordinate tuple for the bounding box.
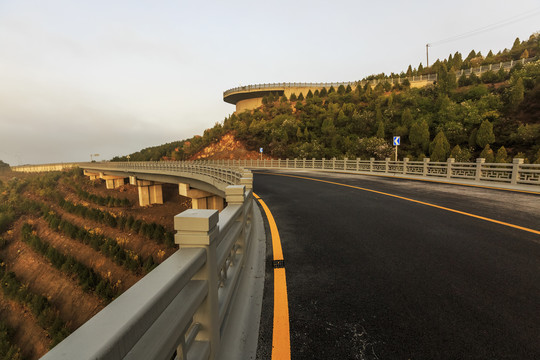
(345, 84, 352, 93)
(376, 121, 385, 139)
(319, 87, 328, 97)
(401, 108, 413, 127)
(409, 120, 430, 153)
(328, 86, 335, 94)
(533, 149, 540, 164)
(495, 146, 508, 163)
(429, 131, 451, 161)
(476, 120, 495, 148)
(297, 92, 304, 101)
(337, 85, 346, 95)
(306, 90, 313, 99)
(296, 127, 303, 139)
(508, 76, 524, 111)
(480, 144, 495, 163)
(289, 93, 297, 101)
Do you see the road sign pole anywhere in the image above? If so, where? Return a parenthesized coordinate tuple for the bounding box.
(395, 145, 398, 162)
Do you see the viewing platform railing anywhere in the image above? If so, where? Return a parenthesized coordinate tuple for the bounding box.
(223, 57, 535, 97)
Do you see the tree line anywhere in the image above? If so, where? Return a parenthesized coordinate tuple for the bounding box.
(112, 33, 540, 164)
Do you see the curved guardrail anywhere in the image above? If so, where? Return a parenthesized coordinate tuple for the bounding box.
(38, 163, 258, 360)
(223, 57, 534, 98)
(203, 157, 540, 190)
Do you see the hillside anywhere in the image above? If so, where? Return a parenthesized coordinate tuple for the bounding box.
(114, 33, 540, 163)
(0, 169, 190, 359)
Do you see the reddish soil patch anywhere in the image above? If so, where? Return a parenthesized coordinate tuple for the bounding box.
(0, 295, 50, 360)
(189, 133, 271, 160)
(3, 218, 104, 330)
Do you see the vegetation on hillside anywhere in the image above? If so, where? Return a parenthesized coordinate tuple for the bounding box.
(0, 168, 182, 358)
(113, 34, 540, 163)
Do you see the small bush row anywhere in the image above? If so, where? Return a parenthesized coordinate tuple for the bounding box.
(0, 320, 22, 360)
(21, 223, 118, 302)
(0, 256, 70, 348)
(42, 207, 157, 274)
(58, 199, 175, 248)
(74, 186, 131, 207)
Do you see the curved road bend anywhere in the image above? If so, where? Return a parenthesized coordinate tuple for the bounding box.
(253, 170, 540, 360)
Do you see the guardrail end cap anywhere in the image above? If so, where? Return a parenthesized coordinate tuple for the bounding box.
(174, 209, 219, 231)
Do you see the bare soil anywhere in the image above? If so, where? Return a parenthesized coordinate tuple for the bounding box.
(0, 294, 51, 360)
(189, 133, 271, 160)
(4, 218, 104, 330)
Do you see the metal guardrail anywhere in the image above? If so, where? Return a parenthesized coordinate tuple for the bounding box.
(38, 163, 256, 359)
(204, 157, 540, 188)
(223, 57, 534, 97)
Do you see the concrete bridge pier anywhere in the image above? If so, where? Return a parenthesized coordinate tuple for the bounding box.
(137, 180, 163, 207)
(100, 173, 126, 189)
(83, 169, 100, 181)
(179, 183, 224, 211)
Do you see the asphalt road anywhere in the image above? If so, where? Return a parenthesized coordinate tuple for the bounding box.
(253, 170, 540, 360)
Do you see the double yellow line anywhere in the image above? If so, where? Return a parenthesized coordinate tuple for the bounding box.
(253, 193, 291, 360)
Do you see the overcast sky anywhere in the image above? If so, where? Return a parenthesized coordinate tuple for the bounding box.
(0, 0, 539, 165)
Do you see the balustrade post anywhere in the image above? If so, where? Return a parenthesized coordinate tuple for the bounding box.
(446, 158, 455, 178)
(322, 158, 326, 169)
(356, 158, 360, 172)
(423, 158, 430, 176)
(312, 158, 315, 168)
(332, 157, 336, 170)
(302, 158, 306, 168)
(403, 158, 409, 175)
(286, 158, 289, 168)
(511, 158, 524, 185)
(384, 158, 390, 173)
(475, 158, 485, 181)
(343, 157, 348, 170)
(174, 209, 220, 359)
(369, 158, 375, 173)
(294, 158, 297, 168)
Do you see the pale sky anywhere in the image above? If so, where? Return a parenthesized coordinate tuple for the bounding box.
(0, 0, 539, 165)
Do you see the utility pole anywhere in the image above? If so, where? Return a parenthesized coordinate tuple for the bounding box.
(426, 43, 430, 68)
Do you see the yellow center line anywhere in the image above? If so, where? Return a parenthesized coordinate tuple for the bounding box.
(253, 192, 291, 360)
(255, 172, 540, 236)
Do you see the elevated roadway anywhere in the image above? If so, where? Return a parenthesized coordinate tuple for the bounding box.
(254, 170, 540, 359)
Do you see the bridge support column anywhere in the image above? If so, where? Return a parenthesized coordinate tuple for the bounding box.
(137, 180, 163, 206)
(174, 209, 220, 359)
(83, 170, 100, 181)
(179, 183, 224, 211)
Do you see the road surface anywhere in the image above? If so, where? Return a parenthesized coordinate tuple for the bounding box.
(253, 170, 540, 360)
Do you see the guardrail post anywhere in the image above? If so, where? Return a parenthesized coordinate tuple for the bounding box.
(511, 158, 524, 185)
(174, 209, 220, 359)
(446, 158, 455, 178)
(403, 158, 409, 175)
(369, 158, 374, 173)
(423, 158, 430, 176)
(475, 158, 485, 181)
(384, 158, 390, 173)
